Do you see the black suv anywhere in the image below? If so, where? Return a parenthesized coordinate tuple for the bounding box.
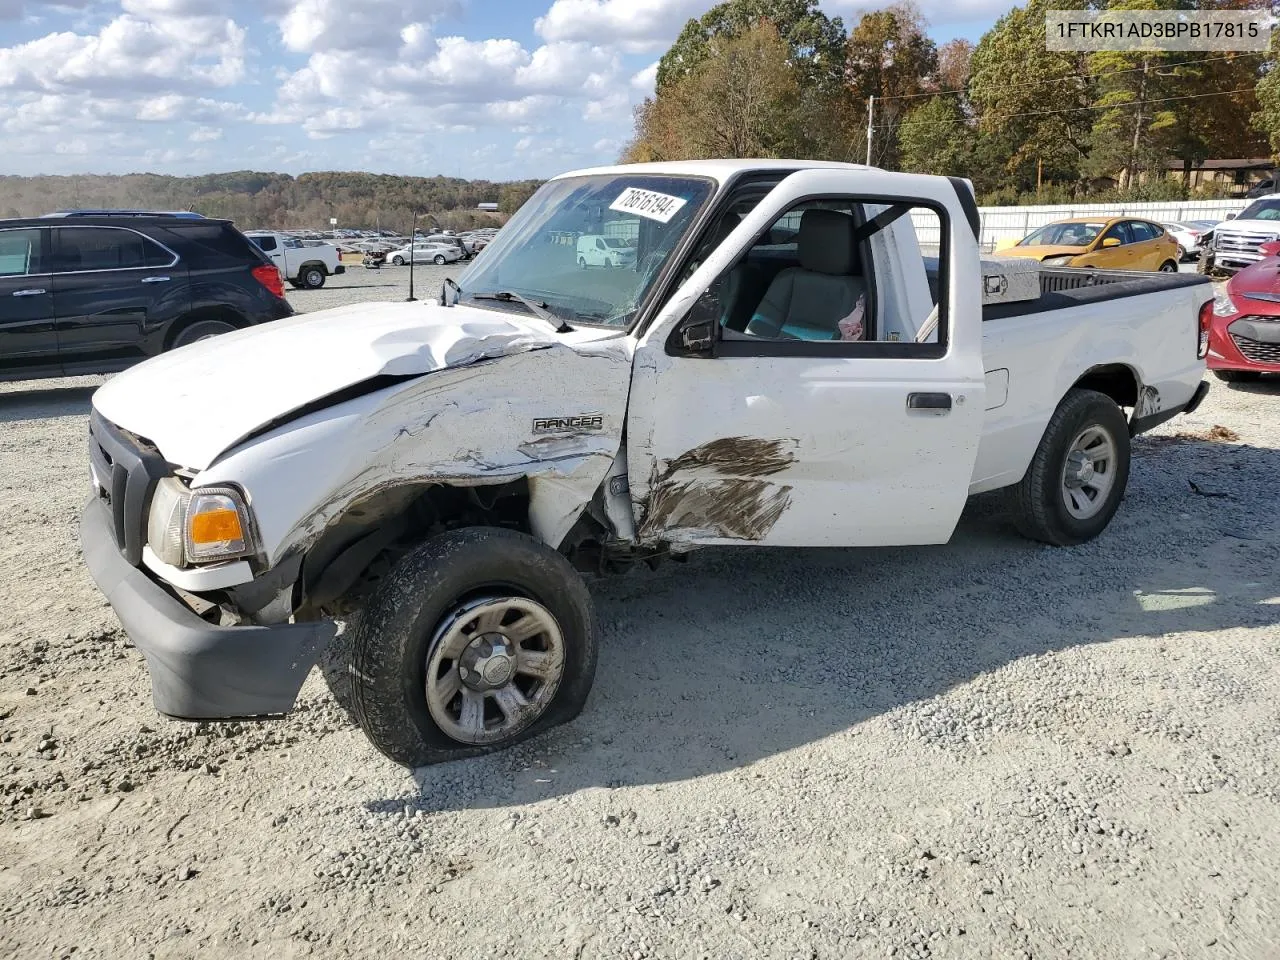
(0, 213, 294, 382)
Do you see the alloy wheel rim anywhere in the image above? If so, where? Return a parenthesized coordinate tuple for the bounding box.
(1060, 425, 1117, 520)
(424, 595, 565, 745)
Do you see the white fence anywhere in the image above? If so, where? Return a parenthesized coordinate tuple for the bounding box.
(911, 198, 1250, 253)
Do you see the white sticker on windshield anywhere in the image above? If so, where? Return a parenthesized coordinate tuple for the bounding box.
(609, 187, 688, 224)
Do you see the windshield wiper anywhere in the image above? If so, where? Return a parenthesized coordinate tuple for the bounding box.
(468, 290, 572, 333)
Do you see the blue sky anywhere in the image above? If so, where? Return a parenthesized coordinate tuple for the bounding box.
(0, 0, 1014, 180)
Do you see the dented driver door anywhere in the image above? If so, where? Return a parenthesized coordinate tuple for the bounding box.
(625, 168, 987, 549)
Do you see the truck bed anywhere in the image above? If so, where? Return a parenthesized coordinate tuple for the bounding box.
(963, 267, 1213, 497)
(982, 268, 1212, 322)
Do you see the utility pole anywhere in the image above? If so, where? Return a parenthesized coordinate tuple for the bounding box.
(865, 95, 875, 166)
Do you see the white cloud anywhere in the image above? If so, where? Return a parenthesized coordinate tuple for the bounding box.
(630, 61, 658, 94)
(0, 13, 245, 94)
(272, 0, 459, 53)
(535, 0, 706, 52)
(189, 125, 223, 142)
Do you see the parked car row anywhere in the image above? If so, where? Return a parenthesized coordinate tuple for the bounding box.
(1000, 216, 1183, 272)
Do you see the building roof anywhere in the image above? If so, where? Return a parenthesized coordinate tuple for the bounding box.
(1165, 158, 1273, 171)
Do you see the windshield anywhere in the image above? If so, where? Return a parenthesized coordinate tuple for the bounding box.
(454, 174, 714, 327)
(1236, 199, 1280, 221)
(1019, 222, 1105, 247)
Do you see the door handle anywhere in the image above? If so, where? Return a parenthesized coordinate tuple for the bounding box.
(907, 392, 952, 412)
(141, 276, 171, 283)
(12, 288, 46, 297)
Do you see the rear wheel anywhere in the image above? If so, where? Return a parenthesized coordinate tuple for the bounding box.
(1215, 369, 1262, 383)
(301, 266, 327, 289)
(578, 257, 587, 269)
(434, 254, 446, 265)
(348, 527, 598, 767)
(1176, 245, 1187, 261)
(170, 318, 237, 349)
(1159, 260, 1178, 273)
(1006, 388, 1131, 546)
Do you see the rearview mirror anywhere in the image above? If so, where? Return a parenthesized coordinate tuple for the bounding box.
(1101, 237, 1121, 248)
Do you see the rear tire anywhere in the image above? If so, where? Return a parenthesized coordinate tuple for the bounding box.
(170, 318, 237, 349)
(1005, 388, 1131, 546)
(578, 257, 587, 269)
(1215, 369, 1262, 383)
(434, 254, 446, 265)
(301, 266, 327, 289)
(1159, 260, 1178, 273)
(348, 527, 599, 768)
(1177, 245, 1187, 261)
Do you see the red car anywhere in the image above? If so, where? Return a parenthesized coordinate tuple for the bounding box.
(1207, 239, 1280, 382)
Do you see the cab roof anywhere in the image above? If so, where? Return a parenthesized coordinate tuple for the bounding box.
(551, 159, 877, 184)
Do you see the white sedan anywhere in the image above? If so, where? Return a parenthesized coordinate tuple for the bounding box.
(1161, 222, 1209, 261)
(388, 243, 464, 266)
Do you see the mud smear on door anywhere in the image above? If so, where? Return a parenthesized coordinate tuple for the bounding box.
(641, 437, 798, 542)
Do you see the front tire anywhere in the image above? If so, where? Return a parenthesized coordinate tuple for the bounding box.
(391, 255, 405, 266)
(1006, 389, 1131, 546)
(348, 527, 599, 768)
(434, 254, 446, 265)
(1177, 245, 1187, 261)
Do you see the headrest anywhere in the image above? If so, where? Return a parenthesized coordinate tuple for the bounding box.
(798, 209, 857, 275)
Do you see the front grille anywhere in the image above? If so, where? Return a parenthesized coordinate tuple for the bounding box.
(1215, 231, 1280, 267)
(1230, 334, 1280, 365)
(89, 411, 168, 566)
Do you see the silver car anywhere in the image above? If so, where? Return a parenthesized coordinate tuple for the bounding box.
(388, 242, 464, 266)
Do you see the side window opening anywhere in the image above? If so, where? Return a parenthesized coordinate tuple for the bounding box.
(688, 194, 948, 353)
(53, 227, 172, 272)
(0, 229, 42, 277)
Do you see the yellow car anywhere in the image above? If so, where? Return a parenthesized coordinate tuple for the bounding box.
(1000, 217, 1182, 272)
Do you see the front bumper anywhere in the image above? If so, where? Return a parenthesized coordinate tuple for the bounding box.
(1208, 314, 1280, 372)
(80, 496, 335, 720)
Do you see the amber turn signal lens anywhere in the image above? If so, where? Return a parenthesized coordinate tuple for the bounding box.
(190, 508, 244, 544)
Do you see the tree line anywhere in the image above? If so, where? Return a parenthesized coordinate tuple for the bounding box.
(625, 0, 1275, 204)
(0, 171, 544, 233)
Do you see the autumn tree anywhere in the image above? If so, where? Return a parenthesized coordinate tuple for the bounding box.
(845, 2, 939, 168)
(968, 0, 1093, 194)
(655, 0, 847, 93)
(626, 22, 802, 161)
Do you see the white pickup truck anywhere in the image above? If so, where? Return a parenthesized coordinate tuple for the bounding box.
(80, 161, 1213, 767)
(245, 231, 346, 289)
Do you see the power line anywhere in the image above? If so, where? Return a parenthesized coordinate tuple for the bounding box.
(872, 53, 1249, 103)
(877, 85, 1260, 133)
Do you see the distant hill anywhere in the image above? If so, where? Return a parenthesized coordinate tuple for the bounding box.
(0, 171, 545, 233)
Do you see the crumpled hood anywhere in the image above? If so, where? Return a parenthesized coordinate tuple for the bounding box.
(92, 300, 608, 470)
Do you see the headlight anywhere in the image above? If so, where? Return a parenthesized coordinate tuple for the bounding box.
(146, 479, 257, 567)
(1040, 255, 1076, 266)
(147, 477, 189, 567)
(1213, 289, 1239, 318)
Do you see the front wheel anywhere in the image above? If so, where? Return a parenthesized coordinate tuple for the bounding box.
(1159, 260, 1179, 273)
(434, 254, 446, 265)
(1177, 245, 1187, 261)
(391, 255, 405, 266)
(1005, 388, 1131, 546)
(348, 527, 599, 767)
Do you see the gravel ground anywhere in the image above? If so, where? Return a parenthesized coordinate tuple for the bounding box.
(2, 268, 1278, 959)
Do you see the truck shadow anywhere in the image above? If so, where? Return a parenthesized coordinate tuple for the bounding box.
(0, 385, 97, 423)
(355, 432, 1280, 815)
